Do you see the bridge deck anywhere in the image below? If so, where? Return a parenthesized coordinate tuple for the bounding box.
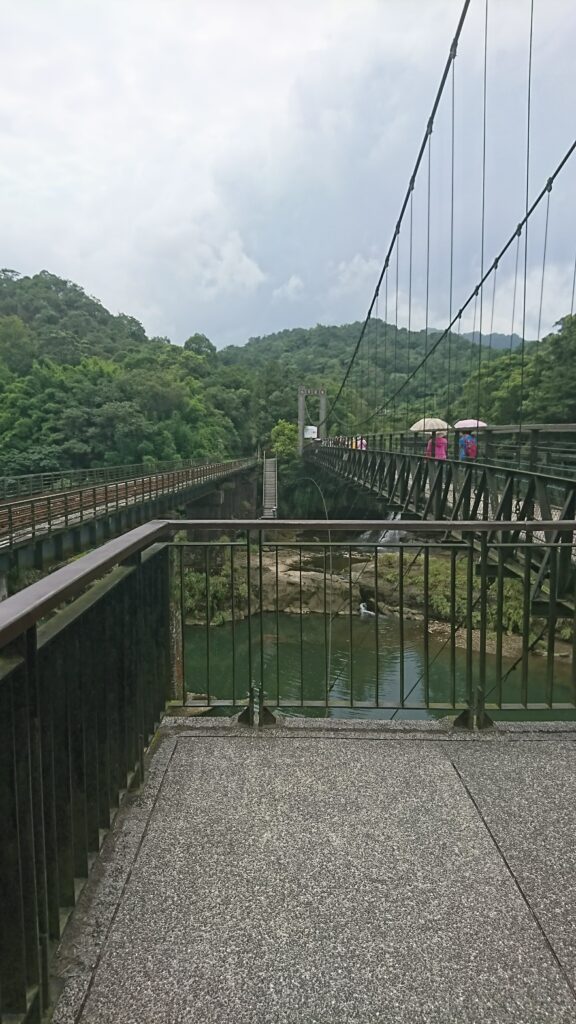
(52, 718, 576, 1023)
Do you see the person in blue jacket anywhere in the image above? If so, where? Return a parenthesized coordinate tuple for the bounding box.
(459, 432, 477, 461)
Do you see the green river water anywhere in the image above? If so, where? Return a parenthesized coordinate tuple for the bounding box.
(185, 613, 575, 721)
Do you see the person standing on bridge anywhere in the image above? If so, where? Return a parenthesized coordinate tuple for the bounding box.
(425, 433, 448, 460)
(458, 432, 477, 461)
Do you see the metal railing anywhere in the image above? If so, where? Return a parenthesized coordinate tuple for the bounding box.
(0, 522, 171, 1021)
(344, 425, 576, 478)
(308, 446, 576, 581)
(171, 519, 575, 719)
(0, 455, 228, 500)
(0, 516, 574, 1018)
(0, 457, 255, 549)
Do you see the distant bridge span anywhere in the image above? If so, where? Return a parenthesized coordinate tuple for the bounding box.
(0, 457, 257, 583)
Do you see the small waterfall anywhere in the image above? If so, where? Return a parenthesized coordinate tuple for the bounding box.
(358, 514, 404, 548)
(358, 529, 374, 543)
(377, 514, 404, 546)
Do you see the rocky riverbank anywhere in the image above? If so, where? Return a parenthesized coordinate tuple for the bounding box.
(182, 545, 572, 660)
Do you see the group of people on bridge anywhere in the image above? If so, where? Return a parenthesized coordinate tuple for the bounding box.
(318, 432, 478, 461)
(322, 436, 368, 449)
(425, 432, 477, 462)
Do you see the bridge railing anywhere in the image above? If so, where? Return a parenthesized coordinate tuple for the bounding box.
(0, 521, 171, 1021)
(0, 516, 573, 1018)
(309, 446, 576, 568)
(0, 455, 227, 501)
(0, 458, 206, 501)
(354, 425, 576, 477)
(170, 519, 575, 719)
(0, 457, 256, 549)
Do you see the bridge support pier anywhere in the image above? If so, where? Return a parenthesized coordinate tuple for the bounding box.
(0, 552, 10, 601)
(54, 533, 64, 562)
(189, 489, 225, 521)
(33, 539, 44, 571)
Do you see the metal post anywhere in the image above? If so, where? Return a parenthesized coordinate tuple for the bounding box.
(318, 390, 327, 440)
(297, 387, 306, 455)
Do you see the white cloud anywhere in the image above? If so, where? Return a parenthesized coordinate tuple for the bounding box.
(0, 0, 574, 346)
(180, 231, 266, 300)
(273, 274, 304, 301)
(485, 260, 575, 341)
(330, 254, 381, 298)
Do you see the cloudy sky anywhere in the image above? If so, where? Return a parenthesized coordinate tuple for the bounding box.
(1, 0, 575, 347)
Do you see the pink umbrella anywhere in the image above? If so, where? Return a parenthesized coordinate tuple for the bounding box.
(454, 418, 487, 429)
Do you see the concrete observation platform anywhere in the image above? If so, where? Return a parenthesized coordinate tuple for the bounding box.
(53, 717, 576, 1023)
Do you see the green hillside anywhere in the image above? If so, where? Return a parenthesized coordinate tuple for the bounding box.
(0, 270, 250, 473)
(220, 320, 503, 437)
(0, 268, 573, 475)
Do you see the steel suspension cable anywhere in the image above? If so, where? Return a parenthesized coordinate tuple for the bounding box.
(393, 235, 400, 426)
(571, 248, 576, 316)
(382, 272, 389, 435)
(487, 261, 498, 358)
(447, 59, 456, 419)
(536, 185, 551, 341)
(509, 232, 521, 356)
(373, 295, 380, 421)
(318, 0, 472, 430)
(405, 190, 414, 429)
(518, 0, 535, 432)
(423, 137, 432, 421)
(476, 0, 489, 425)
(469, 289, 478, 387)
(356, 136, 576, 430)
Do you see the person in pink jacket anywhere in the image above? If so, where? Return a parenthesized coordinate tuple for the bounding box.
(425, 433, 448, 460)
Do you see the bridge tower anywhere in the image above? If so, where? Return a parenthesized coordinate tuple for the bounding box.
(297, 385, 327, 455)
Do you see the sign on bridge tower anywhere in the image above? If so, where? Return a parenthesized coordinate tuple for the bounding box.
(297, 385, 327, 455)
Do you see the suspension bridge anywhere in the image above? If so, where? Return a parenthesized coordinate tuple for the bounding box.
(310, 0, 576, 457)
(2, 2, 576, 1022)
(308, 426, 576, 607)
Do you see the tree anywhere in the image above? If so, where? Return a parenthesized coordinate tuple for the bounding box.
(270, 420, 298, 459)
(184, 333, 216, 360)
(523, 316, 576, 422)
(0, 315, 36, 374)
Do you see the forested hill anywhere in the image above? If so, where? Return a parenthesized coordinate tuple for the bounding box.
(219, 321, 514, 438)
(0, 269, 574, 475)
(220, 317, 575, 435)
(461, 331, 525, 350)
(0, 269, 253, 474)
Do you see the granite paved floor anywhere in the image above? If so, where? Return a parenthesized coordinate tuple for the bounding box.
(53, 719, 576, 1023)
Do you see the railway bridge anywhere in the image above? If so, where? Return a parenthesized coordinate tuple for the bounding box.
(0, 455, 257, 594)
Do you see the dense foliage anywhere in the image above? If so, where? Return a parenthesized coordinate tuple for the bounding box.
(219, 320, 494, 437)
(0, 270, 249, 473)
(270, 420, 298, 458)
(0, 268, 572, 476)
(219, 319, 557, 436)
(463, 316, 576, 424)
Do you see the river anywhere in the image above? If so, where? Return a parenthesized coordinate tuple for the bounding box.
(185, 613, 575, 721)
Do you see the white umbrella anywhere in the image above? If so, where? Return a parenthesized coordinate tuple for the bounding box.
(409, 417, 450, 432)
(453, 418, 487, 429)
